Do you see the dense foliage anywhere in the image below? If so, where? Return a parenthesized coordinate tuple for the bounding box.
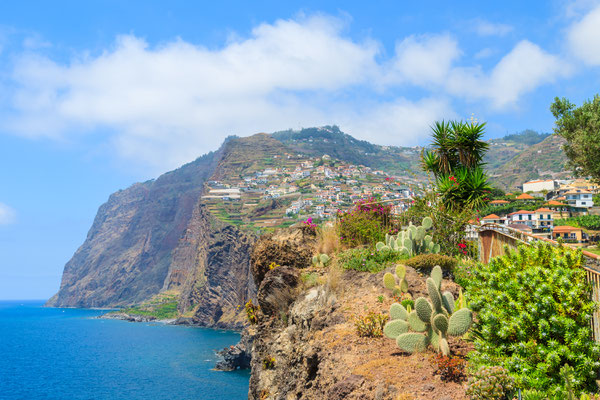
(503, 129, 550, 145)
(467, 242, 600, 396)
(336, 197, 393, 247)
(466, 366, 515, 400)
(551, 95, 600, 181)
(404, 253, 457, 273)
(421, 120, 492, 211)
(338, 247, 407, 273)
(555, 215, 600, 230)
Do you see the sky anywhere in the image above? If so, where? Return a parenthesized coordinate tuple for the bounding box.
(2, 0, 600, 299)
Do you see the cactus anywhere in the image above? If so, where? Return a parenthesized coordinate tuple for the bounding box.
(382, 265, 410, 296)
(312, 253, 331, 267)
(383, 265, 473, 356)
(375, 216, 440, 257)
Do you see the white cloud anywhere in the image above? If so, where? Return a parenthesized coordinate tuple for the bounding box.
(447, 41, 571, 108)
(567, 4, 600, 65)
(0, 15, 572, 171)
(0, 203, 16, 225)
(384, 34, 460, 86)
(473, 19, 513, 37)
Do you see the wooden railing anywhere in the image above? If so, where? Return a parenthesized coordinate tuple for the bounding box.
(478, 223, 600, 341)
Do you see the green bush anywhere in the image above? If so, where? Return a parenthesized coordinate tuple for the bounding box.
(467, 242, 600, 397)
(466, 366, 515, 400)
(404, 253, 457, 273)
(354, 311, 389, 337)
(339, 247, 408, 273)
(337, 197, 393, 247)
(453, 259, 478, 288)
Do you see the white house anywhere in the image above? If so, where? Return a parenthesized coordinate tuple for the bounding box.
(522, 179, 556, 193)
(508, 210, 535, 227)
(564, 189, 594, 208)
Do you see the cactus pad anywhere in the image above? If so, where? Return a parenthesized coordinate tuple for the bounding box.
(415, 297, 432, 323)
(431, 265, 443, 288)
(395, 264, 406, 279)
(447, 308, 473, 336)
(442, 292, 455, 314)
(396, 332, 429, 353)
(432, 313, 449, 334)
(319, 254, 330, 265)
(407, 310, 427, 332)
(383, 319, 409, 339)
(426, 278, 442, 312)
(399, 278, 408, 293)
(439, 338, 450, 356)
(383, 273, 396, 290)
(422, 216, 433, 230)
(376, 242, 385, 251)
(390, 303, 408, 321)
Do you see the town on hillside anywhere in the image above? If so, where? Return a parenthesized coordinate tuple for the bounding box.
(200, 153, 424, 229)
(477, 178, 600, 245)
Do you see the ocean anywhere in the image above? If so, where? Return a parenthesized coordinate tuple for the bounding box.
(0, 301, 250, 400)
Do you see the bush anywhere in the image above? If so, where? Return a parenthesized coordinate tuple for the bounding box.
(354, 311, 389, 337)
(430, 354, 466, 382)
(404, 253, 457, 273)
(337, 198, 394, 247)
(465, 366, 515, 400)
(453, 259, 478, 288)
(245, 299, 260, 325)
(262, 356, 275, 370)
(339, 247, 408, 273)
(467, 242, 600, 397)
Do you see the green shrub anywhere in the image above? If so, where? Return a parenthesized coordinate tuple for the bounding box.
(354, 311, 389, 337)
(467, 242, 600, 397)
(453, 259, 478, 288)
(404, 253, 457, 273)
(339, 247, 408, 273)
(465, 366, 515, 400)
(337, 197, 393, 247)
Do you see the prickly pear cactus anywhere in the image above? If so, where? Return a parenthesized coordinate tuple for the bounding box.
(382, 264, 409, 296)
(312, 253, 331, 267)
(375, 216, 440, 257)
(383, 265, 473, 356)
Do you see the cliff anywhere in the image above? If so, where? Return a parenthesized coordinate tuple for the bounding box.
(242, 228, 470, 400)
(46, 150, 222, 308)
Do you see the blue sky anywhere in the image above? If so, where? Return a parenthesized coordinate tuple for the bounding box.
(1, 0, 600, 299)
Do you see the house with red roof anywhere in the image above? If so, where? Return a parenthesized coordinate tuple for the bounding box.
(481, 213, 504, 224)
(516, 193, 535, 201)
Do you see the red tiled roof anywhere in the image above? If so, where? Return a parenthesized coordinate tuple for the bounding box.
(516, 193, 535, 200)
(546, 200, 564, 206)
(535, 208, 554, 212)
(482, 214, 501, 220)
(489, 200, 510, 204)
(508, 210, 534, 215)
(553, 225, 582, 233)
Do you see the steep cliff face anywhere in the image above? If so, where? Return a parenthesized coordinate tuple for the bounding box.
(167, 202, 256, 329)
(47, 151, 221, 308)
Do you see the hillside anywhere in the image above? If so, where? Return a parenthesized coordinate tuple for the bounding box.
(486, 134, 569, 190)
(48, 126, 571, 324)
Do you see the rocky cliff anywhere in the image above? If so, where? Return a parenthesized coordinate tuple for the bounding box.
(46, 150, 222, 308)
(243, 228, 470, 400)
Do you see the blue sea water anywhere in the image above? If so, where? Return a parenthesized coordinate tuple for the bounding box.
(0, 301, 249, 400)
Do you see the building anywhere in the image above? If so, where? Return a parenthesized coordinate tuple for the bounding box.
(489, 200, 510, 206)
(508, 210, 535, 227)
(481, 214, 504, 224)
(523, 179, 556, 193)
(516, 193, 535, 201)
(553, 225, 585, 242)
(545, 200, 570, 219)
(534, 208, 553, 230)
(565, 189, 594, 208)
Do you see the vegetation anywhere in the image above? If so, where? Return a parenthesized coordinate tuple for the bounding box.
(262, 356, 276, 370)
(467, 242, 600, 397)
(375, 217, 440, 256)
(430, 354, 466, 382)
(336, 197, 393, 247)
(421, 120, 492, 211)
(383, 264, 409, 297)
(354, 311, 389, 337)
(555, 215, 600, 230)
(502, 129, 550, 145)
(338, 247, 408, 273)
(383, 266, 473, 356)
(465, 366, 515, 400)
(404, 254, 457, 274)
(119, 292, 179, 319)
(245, 299, 260, 325)
(551, 95, 600, 181)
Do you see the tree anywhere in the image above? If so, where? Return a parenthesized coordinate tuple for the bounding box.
(421, 120, 491, 211)
(550, 95, 600, 182)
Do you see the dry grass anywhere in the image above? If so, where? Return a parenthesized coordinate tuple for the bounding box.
(352, 357, 398, 381)
(325, 258, 343, 294)
(317, 224, 341, 255)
